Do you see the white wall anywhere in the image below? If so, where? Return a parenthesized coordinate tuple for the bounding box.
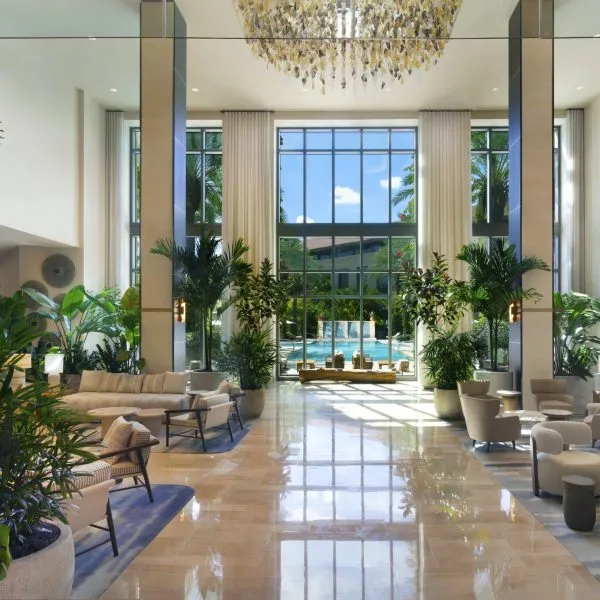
(584, 95, 600, 296)
(0, 67, 79, 247)
(0, 248, 20, 296)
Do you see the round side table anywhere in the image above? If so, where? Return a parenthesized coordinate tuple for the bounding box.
(562, 475, 596, 531)
(542, 409, 573, 421)
(135, 408, 166, 442)
(88, 407, 140, 437)
(496, 390, 521, 412)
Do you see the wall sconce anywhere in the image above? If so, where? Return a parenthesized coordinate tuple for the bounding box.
(174, 298, 186, 323)
(509, 300, 521, 324)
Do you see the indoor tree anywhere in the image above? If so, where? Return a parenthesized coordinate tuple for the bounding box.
(151, 226, 251, 371)
(456, 239, 549, 371)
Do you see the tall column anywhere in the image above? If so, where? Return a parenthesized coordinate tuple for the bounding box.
(508, 0, 554, 409)
(139, 0, 187, 372)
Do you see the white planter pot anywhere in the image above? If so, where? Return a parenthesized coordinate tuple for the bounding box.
(433, 389, 463, 420)
(189, 371, 227, 391)
(475, 370, 514, 395)
(0, 522, 74, 600)
(239, 389, 266, 420)
(556, 375, 593, 416)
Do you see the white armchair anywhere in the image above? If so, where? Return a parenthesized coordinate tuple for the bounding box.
(530, 421, 600, 496)
(530, 379, 575, 412)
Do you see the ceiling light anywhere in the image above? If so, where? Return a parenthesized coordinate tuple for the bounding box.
(109, 88, 118, 93)
(491, 87, 499, 92)
(577, 86, 584, 90)
(88, 36, 96, 41)
(191, 87, 199, 92)
(594, 33, 600, 38)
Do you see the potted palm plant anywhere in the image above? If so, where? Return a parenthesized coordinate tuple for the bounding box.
(152, 226, 251, 387)
(220, 258, 289, 419)
(0, 293, 93, 599)
(553, 291, 600, 413)
(456, 239, 549, 393)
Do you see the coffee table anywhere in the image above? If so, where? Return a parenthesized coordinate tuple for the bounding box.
(135, 408, 166, 442)
(496, 390, 521, 412)
(542, 409, 573, 421)
(502, 410, 547, 425)
(88, 407, 140, 437)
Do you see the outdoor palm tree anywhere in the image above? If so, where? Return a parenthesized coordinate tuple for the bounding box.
(456, 239, 549, 371)
(186, 154, 223, 224)
(392, 161, 415, 222)
(151, 227, 251, 371)
(471, 153, 509, 224)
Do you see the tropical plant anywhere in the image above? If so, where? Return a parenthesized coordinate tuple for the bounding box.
(0, 293, 94, 579)
(420, 330, 482, 391)
(471, 152, 509, 224)
(151, 226, 251, 371)
(553, 292, 600, 380)
(472, 315, 509, 368)
(186, 153, 222, 224)
(21, 285, 119, 375)
(219, 329, 277, 390)
(392, 161, 415, 223)
(456, 239, 549, 371)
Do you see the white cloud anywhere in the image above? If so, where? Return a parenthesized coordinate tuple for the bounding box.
(295, 215, 315, 223)
(380, 176, 402, 190)
(334, 186, 360, 205)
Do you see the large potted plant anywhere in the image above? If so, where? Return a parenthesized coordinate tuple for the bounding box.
(152, 226, 251, 388)
(456, 239, 549, 393)
(220, 258, 289, 419)
(553, 291, 600, 414)
(0, 293, 93, 599)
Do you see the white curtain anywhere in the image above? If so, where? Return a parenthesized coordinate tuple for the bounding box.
(561, 109, 585, 292)
(418, 111, 472, 280)
(105, 111, 129, 289)
(222, 111, 275, 269)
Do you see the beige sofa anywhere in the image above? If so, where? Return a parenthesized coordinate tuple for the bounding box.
(62, 370, 189, 412)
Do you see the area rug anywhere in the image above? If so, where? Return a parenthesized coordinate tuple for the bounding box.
(71, 484, 195, 600)
(452, 425, 600, 582)
(154, 421, 251, 453)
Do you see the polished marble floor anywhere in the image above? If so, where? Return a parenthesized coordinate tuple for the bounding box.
(99, 382, 600, 600)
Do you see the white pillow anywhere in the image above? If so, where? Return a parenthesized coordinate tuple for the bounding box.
(162, 371, 188, 394)
(79, 370, 106, 392)
(116, 374, 145, 394)
(141, 373, 166, 394)
(217, 380, 232, 394)
(98, 373, 122, 393)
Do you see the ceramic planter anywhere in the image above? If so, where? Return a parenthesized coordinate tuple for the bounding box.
(433, 388, 463, 420)
(239, 389, 266, 420)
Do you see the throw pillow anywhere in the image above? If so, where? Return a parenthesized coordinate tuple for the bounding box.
(98, 372, 122, 393)
(162, 371, 187, 394)
(141, 373, 166, 394)
(102, 417, 133, 464)
(116, 374, 145, 394)
(79, 370, 106, 393)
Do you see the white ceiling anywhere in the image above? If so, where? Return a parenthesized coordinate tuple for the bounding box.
(0, 224, 63, 253)
(0, 0, 600, 112)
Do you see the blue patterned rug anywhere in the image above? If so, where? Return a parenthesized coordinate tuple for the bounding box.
(71, 484, 195, 599)
(453, 425, 600, 582)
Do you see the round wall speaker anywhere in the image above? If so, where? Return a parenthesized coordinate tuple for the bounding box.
(42, 254, 76, 288)
(26, 313, 47, 332)
(21, 281, 49, 309)
(38, 332, 61, 350)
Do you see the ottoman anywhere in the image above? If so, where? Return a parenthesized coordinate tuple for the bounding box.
(562, 475, 596, 532)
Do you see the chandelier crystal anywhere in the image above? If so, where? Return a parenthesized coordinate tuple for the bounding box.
(234, 0, 463, 91)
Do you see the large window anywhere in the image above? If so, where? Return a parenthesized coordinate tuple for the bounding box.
(277, 127, 417, 377)
(129, 126, 223, 286)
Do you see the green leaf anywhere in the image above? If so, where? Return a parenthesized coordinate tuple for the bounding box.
(61, 285, 86, 318)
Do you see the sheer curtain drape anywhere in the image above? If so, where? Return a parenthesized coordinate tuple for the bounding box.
(105, 111, 129, 289)
(561, 108, 585, 292)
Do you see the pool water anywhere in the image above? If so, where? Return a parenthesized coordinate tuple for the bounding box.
(285, 340, 409, 363)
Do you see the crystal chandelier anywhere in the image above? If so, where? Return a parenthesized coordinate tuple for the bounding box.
(234, 0, 463, 91)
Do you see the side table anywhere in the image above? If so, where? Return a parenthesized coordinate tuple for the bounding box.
(542, 409, 573, 421)
(88, 407, 140, 437)
(135, 408, 166, 442)
(496, 390, 521, 412)
(562, 475, 596, 531)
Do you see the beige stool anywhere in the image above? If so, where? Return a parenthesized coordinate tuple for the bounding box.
(135, 408, 165, 442)
(88, 407, 140, 437)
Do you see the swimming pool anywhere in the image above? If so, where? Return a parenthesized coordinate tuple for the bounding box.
(284, 340, 410, 363)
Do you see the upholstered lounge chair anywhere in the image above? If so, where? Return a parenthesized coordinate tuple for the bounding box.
(530, 379, 575, 412)
(458, 380, 496, 400)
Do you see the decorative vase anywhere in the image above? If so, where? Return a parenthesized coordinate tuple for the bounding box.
(433, 389, 463, 420)
(239, 389, 266, 420)
(0, 522, 74, 600)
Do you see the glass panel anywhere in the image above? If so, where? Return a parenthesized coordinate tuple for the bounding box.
(280, 295, 305, 376)
(204, 153, 222, 224)
(306, 129, 332, 150)
(490, 153, 509, 222)
(334, 129, 360, 150)
(205, 131, 222, 151)
(279, 129, 304, 150)
(306, 237, 333, 271)
(336, 542, 362, 598)
(391, 153, 415, 223)
(364, 541, 391, 590)
(554, 127, 560, 149)
(334, 153, 361, 223)
(186, 130, 203, 151)
(490, 129, 509, 151)
(333, 300, 361, 359)
(133, 128, 140, 150)
(554, 148, 560, 224)
(280, 237, 305, 271)
(133, 152, 141, 222)
(472, 152, 488, 224)
(363, 273, 389, 296)
(363, 129, 389, 150)
(391, 129, 416, 150)
(131, 236, 140, 287)
(363, 299, 391, 362)
(334, 237, 360, 271)
(306, 153, 333, 223)
(308, 301, 332, 366)
(186, 153, 202, 223)
(335, 273, 360, 295)
(279, 153, 304, 224)
(471, 129, 488, 150)
(363, 153, 389, 223)
(363, 237, 388, 271)
(307, 541, 333, 599)
(391, 237, 415, 271)
(306, 273, 332, 295)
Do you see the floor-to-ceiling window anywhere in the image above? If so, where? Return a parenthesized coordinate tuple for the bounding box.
(277, 127, 417, 377)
